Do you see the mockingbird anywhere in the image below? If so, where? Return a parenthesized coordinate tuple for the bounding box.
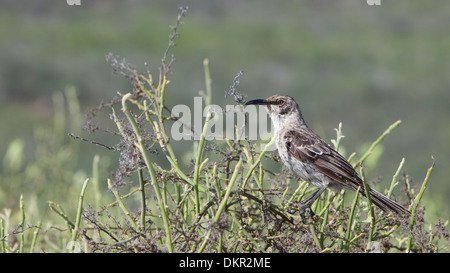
(245, 94, 410, 218)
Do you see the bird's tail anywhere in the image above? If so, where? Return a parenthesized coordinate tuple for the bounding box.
(359, 187, 411, 216)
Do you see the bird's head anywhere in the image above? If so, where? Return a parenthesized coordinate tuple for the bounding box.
(245, 94, 301, 118)
(245, 94, 304, 132)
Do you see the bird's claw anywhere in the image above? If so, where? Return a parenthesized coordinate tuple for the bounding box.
(299, 206, 315, 224)
(286, 201, 316, 223)
(286, 200, 301, 214)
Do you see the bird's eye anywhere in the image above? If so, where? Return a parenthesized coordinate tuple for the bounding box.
(276, 99, 285, 105)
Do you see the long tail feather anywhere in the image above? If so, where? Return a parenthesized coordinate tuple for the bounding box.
(360, 188, 411, 216)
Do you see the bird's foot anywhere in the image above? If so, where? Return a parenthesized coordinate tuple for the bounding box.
(286, 200, 301, 214)
(299, 206, 315, 224)
(287, 201, 316, 224)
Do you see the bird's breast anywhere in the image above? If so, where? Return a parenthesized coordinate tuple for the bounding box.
(275, 136, 326, 189)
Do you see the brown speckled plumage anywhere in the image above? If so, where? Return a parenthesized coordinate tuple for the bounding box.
(246, 95, 410, 217)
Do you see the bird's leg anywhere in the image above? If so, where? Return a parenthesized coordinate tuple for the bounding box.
(286, 188, 321, 215)
(298, 185, 328, 222)
(299, 189, 320, 206)
(286, 188, 317, 214)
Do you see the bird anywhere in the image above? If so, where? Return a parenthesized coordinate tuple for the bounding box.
(245, 94, 411, 219)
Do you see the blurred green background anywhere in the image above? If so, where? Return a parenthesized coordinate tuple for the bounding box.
(1, 0, 449, 224)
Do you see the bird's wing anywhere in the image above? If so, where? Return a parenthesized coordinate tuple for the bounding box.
(283, 130, 411, 216)
(283, 129, 362, 189)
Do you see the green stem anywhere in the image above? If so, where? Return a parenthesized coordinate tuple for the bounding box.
(193, 110, 212, 216)
(30, 221, 42, 253)
(122, 93, 173, 252)
(0, 219, 5, 252)
(346, 188, 360, 245)
(138, 169, 147, 231)
(19, 194, 25, 253)
(108, 179, 139, 231)
(156, 78, 178, 164)
(214, 158, 243, 223)
(203, 58, 212, 106)
(242, 136, 276, 188)
(309, 224, 322, 250)
(387, 157, 405, 198)
(354, 120, 401, 167)
(71, 178, 90, 251)
(48, 201, 74, 230)
(199, 159, 243, 253)
(153, 120, 197, 188)
(360, 167, 376, 243)
(407, 157, 435, 253)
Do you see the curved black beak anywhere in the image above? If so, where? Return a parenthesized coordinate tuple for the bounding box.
(244, 99, 270, 106)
